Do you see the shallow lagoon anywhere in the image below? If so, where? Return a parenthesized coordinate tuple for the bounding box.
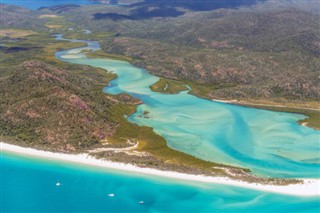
(56, 39, 320, 178)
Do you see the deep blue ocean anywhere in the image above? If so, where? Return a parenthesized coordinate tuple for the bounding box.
(1, 0, 98, 9)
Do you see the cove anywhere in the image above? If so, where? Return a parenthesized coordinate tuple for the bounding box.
(55, 36, 320, 178)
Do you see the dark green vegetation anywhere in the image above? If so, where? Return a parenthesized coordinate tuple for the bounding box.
(150, 78, 189, 94)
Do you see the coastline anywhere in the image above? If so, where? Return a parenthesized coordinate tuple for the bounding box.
(1, 142, 319, 197)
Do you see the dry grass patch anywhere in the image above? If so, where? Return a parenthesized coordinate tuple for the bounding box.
(38, 14, 63, 19)
(45, 24, 63, 29)
(0, 29, 37, 38)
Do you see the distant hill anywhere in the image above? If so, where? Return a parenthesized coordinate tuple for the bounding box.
(38, 4, 81, 13)
(61, 5, 320, 101)
(1, 2, 319, 102)
(0, 4, 44, 29)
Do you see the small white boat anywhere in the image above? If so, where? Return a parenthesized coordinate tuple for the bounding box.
(108, 193, 115, 197)
(56, 182, 61, 186)
(138, 201, 144, 204)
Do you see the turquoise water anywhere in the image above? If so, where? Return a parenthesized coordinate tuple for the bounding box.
(55, 37, 320, 178)
(2, 151, 320, 213)
(2, 35, 320, 213)
(1, 0, 98, 9)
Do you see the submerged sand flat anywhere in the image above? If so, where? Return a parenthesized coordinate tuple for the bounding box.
(55, 37, 320, 178)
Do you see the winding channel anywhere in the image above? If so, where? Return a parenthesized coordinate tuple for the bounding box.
(55, 35, 320, 178)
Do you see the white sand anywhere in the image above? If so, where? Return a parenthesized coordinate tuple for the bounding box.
(1, 142, 319, 197)
(61, 55, 83, 59)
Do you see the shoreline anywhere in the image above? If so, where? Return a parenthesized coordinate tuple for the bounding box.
(211, 98, 320, 130)
(211, 99, 320, 112)
(1, 142, 319, 197)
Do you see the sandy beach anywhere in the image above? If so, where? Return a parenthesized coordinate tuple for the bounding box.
(1, 142, 319, 197)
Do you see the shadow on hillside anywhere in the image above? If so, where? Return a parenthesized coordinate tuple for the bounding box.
(93, 0, 265, 20)
(132, 0, 265, 11)
(94, 6, 185, 20)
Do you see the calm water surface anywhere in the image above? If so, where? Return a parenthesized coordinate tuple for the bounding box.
(2, 35, 319, 213)
(2, 151, 319, 213)
(56, 38, 320, 178)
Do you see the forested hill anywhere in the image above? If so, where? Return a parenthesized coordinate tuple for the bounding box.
(59, 4, 320, 101)
(1, 2, 319, 102)
(0, 4, 44, 28)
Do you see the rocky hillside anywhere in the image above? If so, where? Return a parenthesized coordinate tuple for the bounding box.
(61, 5, 320, 101)
(0, 60, 118, 151)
